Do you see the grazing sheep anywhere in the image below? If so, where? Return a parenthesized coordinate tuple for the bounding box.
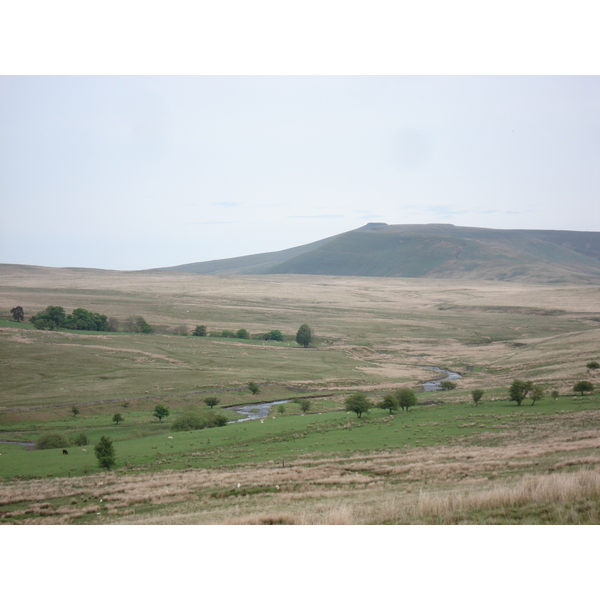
(168, 436, 173, 440)
(62, 449, 68, 455)
(81, 448, 87, 452)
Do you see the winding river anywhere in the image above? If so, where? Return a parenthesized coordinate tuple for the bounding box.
(420, 366, 462, 392)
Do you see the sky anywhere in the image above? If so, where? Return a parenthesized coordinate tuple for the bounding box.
(1, 7, 599, 271)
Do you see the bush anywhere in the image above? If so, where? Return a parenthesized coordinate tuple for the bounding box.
(70, 432, 89, 446)
(36, 432, 69, 450)
(440, 380, 457, 390)
(248, 381, 260, 395)
(193, 325, 207, 337)
(221, 330, 236, 338)
(236, 328, 250, 339)
(171, 410, 227, 431)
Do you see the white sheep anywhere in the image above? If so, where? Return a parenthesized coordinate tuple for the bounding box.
(81, 448, 87, 452)
(168, 436, 173, 440)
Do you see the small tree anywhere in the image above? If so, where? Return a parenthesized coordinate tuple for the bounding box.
(573, 381, 594, 396)
(551, 389, 559, 401)
(509, 379, 533, 406)
(299, 399, 311, 413)
(112, 413, 124, 425)
(248, 381, 260, 395)
(94, 436, 116, 469)
(345, 391, 371, 418)
(70, 405, 80, 417)
(204, 397, 220, 409)
(397, 388, 417, 411)
(276, 404, 286, 415)
(440, 380, 457, 391)
(10, 306, 24, 322)
(153, 404, 170, 422)
(268, 330, 284, 341)
(471, 389, 485, 406)
(379, 393, 399, 414)
(236, 328, 250, 339)
(135, 317, 152, 333)
(296, 324, 312, 348)
(192, 325, 207, 337)
(530, 385, 545, 406)
(587, 361, 600, 371)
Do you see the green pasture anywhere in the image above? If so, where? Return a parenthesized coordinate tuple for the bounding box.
(2, 392, 597, 480)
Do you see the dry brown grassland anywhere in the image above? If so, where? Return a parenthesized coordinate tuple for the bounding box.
(1, 265, 600, 524)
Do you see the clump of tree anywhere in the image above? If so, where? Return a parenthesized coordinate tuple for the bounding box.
(573, 381, 594, 396)
(112, 413, 124, 425)
(94, 436, 116, 469)
(171, 409, 227, 432)
(296, 324, 312, 348)
(153, 404, 170, 422)
(471, 389, 485, 406)
(70, 405, 80, 417)
(29, 305, 109, 331)
(248, 381, 260, 395)
(345, 391, 371, 418)
(192, 325, 207, 337)
(440, 380, 457, 390)
(397, 388, 417, 411)
(29, 305, 67, 330)
(236, 329, 250, 339)
(36, 432, 69, 450)
(587, 361, 599, 372)
(259, 330, 284, 341)
(509, 379, 533, 406)
(204, 397, 220, 409)
(551, 389, 559, 401)
(10, 306, 24, 322)
(124, 316, 152, 334)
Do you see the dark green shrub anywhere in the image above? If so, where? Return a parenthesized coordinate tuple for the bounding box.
(36, 432, 69, 450)
(171, 409, 227, 431)
(70, 432, 89, 446)
(248, 381, 260, 395)
(236, 328, 250, 339)
(440, 380, 457, 390)
(222, 330, 236, 338)
(193, 325, 207, 336)
(94, 436, 116, 469)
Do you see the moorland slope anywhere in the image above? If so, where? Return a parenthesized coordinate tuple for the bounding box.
(157, 223, 600, 283)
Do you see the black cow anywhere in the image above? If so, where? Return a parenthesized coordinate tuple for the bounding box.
(62, 449, 68, 455)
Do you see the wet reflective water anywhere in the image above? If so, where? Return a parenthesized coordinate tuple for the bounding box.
(228, 399, 291, 422)
(421, 366, 462, 392)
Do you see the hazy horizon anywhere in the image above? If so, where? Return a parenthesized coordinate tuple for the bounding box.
(2, 76, 599, 271)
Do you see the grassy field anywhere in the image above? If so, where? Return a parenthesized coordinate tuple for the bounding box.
(1, 264, 600, 524)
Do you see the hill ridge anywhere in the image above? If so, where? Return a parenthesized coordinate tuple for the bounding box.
(155, 223, 600, 283)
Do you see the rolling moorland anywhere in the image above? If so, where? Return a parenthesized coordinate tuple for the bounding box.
(1, 226, 600, 525)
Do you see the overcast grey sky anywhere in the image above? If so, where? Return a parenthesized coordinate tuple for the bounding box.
(1, 75, 598, 270)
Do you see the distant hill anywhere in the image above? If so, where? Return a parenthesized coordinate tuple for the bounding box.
(156, 223, 600, 283)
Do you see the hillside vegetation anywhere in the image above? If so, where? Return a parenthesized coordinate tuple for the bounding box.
(158, 223, 600, 283)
